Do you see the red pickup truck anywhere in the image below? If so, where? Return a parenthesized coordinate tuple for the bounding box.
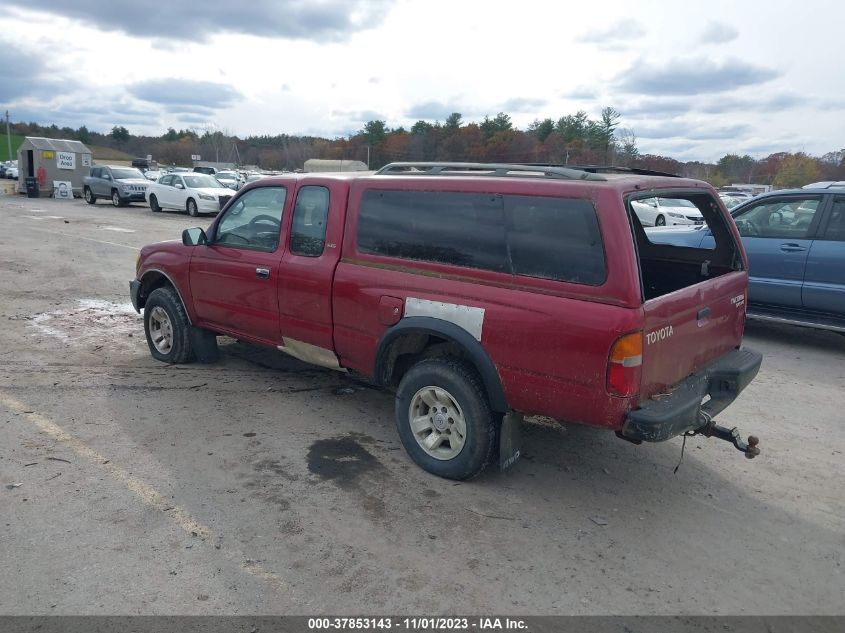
(130, 163, 762, 479)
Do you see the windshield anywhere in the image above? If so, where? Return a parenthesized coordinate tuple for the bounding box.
(217, 172, 237, 179)
(112, 168, 145, 179)
(657, 198, 696, 208)
(183, 174, 223, 188)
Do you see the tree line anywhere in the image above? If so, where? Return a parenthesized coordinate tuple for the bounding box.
(9, 111, 845, 187)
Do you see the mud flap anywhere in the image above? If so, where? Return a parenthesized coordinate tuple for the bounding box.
(190, 327, 219, 363)
(499, 411, 522, 471)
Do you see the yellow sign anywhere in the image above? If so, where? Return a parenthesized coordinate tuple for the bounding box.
(43, 150, 55, 158)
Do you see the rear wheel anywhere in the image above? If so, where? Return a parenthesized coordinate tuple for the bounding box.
(187, 198, 198, 217)
(143, 287, 194, 364)
(149, 194, 161, 213)
(84, 187, 96, 204)
(395, 358, 496, 480)
(655, 214, 666, 226)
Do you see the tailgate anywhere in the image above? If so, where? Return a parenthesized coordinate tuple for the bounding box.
(640, 271, 747, 399)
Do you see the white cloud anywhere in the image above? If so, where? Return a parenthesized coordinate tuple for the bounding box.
(0, 0, 843, 161)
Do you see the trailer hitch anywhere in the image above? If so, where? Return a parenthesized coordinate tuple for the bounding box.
(697, 418, 760, 459)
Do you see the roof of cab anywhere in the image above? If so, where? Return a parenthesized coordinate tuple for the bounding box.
(251, 162, 712, 194)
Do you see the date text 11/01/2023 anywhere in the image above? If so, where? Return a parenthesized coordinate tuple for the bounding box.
(308, 617, 530, 630)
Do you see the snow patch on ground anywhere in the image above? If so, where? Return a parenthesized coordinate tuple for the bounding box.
(30, 299, 142, 348)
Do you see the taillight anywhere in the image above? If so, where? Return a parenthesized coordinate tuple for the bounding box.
(607, 332, 643, 397)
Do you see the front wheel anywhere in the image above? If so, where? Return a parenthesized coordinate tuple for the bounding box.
(187, 198, 198, 217)
(655, 214, 666, 226)
(143, 287, 194, 364)
(395, 358, 496, 480)
(111, 190, 123, 207)
(84, 187, 96, 204)
(149, 194, 161, 212)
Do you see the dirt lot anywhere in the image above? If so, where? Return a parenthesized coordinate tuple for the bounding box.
(0, 195, 843, 615)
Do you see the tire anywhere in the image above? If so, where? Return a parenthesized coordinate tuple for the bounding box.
(84, 187, 96, 204)
(395, 357, 496, 480)
(143, 287, 194, 364)
(149, 194, 161, 213)
(655, 214, 666, 226)
(111, 189, 123, 207)
(187, 198, 198, 217)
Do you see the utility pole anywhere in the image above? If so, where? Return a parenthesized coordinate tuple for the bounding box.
(366, 145, 370, 170)
(5, 111, 12, 163)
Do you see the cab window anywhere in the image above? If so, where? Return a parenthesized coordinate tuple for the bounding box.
(290, 186, 330, 257)
(213, 186, 287, 251)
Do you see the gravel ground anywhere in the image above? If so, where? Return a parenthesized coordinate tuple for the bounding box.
(0, 195, 842, 615)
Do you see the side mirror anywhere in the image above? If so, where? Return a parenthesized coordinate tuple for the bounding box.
(182, 227, 208, 246)
(175, 183, 184, 189)
(104, 174, 112, 181)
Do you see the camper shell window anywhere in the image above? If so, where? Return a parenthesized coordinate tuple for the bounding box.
(627, 191, 743, 301)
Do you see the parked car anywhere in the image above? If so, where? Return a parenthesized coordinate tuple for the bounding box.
(145, 172, 233, 216)
(193, 166, 218, 175)
(83, 166, 149, 206)
(646, 188, 845, 333)
(244, 173, 272, 184)
(719, 193, 745, 210)
(631, 196, 704, 226)
(6, 166, 19, 180)
(130, 162, 763, 480)
(144, 170, 164, 182)
(215, 170, 243, 190)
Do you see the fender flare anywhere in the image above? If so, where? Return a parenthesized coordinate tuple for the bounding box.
(138, 268, 193, 325)
(375, 316, 508, 413)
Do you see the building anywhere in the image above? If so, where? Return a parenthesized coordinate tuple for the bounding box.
(304, 159, 368, 173)
(16, 137, 93, 197)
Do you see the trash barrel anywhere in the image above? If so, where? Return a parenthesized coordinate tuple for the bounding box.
(25, 177, 39, 198)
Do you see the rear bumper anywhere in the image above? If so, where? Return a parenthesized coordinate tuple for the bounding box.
(621, 348, 762, 442)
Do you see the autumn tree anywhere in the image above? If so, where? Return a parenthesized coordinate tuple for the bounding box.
(773, 153, 820, 188)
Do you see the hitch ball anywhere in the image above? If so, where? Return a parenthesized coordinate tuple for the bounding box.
(745, 435, 760, 459)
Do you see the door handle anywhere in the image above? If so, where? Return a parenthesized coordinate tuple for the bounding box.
(780, 243, 806, 252)
(697, 307, 711, 320)
(256, 267, 270, 279)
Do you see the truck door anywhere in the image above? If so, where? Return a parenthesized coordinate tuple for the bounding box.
(188, 185, 288, 345)
(803, 195, 845, 315)
(277, 182, 347, 368)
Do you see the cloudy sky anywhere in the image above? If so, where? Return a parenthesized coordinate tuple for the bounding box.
(1, 0, 843, 161)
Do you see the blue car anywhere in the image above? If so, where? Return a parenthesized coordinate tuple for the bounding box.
(645, 188, 845, 333)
